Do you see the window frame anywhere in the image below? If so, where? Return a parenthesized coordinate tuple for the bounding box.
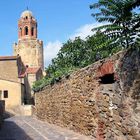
(3, 90, 8, 98)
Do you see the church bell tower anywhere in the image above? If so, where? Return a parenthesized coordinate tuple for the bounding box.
(13, 10, 44, 70)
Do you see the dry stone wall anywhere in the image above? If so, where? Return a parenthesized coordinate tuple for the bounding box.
(34, 49, 140, 140)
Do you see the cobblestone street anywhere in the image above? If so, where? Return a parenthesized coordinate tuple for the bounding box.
(0, 116, 93, 140)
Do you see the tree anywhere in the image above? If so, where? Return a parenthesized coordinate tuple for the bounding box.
(33, 31, 121, 92)
(125, 0, 140, 11)
(90, 0, 140, 48)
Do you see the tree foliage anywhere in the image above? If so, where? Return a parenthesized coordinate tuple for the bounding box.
(90, 0, 140, 48)
(33, 32, 120, 92)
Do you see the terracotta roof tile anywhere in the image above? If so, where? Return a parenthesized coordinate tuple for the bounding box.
(19, 67, 41, 78)
(26, 67, 40, 74)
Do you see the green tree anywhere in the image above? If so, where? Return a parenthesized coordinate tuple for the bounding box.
(125, 0, 140, 11)
(90, 0, 140, 48)
(33, 32, 120, 92)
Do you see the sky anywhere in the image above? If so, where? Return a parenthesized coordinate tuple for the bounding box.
(0, 0, 99, 67)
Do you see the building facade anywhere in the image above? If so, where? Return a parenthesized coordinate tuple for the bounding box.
(0, 56, 24, 109)
(0, 10, 44, 110)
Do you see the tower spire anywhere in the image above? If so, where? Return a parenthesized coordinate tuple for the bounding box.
(26, 0, 29, 10)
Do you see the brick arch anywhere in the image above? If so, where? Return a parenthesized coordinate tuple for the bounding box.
(24, 26, 29, 35)
(18, 27, 22, 38)
(31, 27, 34, 36)
(97, 61, 114, 77)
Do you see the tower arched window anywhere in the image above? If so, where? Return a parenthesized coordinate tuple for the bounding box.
(31, 27, 34, 36)
(19, 28, 22, 36)
(25, 26, 28, 35)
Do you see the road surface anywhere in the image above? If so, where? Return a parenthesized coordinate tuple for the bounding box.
(0, 116, 93, 140)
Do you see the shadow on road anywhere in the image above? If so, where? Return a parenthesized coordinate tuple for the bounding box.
(3, 111, 15, 119)
(0, 120, 33, 140)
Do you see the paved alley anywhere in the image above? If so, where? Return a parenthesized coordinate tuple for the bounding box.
(0, 116, 93, 140)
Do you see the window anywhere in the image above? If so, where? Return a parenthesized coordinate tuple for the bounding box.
(25, 26, 28, 35)
(26, 65, 29, 68)
(31, 27, 34, 36)
(19, 28, 22, 36)
(25, 16, 28, 19)
(4, 90, 8, 98)
(99, 73, 115, 84)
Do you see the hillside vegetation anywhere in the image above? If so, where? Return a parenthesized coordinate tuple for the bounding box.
(33, 0, 140, 92)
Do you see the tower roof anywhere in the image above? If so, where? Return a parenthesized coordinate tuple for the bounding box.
(21, 10, 34, 18)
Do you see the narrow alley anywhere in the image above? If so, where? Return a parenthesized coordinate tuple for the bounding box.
(0, 116, 93, 140)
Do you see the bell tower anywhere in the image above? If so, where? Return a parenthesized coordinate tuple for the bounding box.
(18, 10, 37, 40)
(13, 10, 44, 70)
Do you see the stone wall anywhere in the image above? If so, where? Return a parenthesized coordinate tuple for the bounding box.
(13, 39, 44, 70)
(0, 57, 21, 82)
(10, 105, 32, 116)
(34, 49, 140, 140)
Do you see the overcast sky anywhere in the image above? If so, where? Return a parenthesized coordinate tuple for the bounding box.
(0, 0, 99, 67)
